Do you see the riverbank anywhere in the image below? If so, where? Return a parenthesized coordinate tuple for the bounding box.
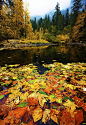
(0, 39, 86, 50)
(0, 39, 58, 50)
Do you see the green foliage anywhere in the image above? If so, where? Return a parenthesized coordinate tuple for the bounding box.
(42, 33, 61, 43)
(71, 0, 83, 26)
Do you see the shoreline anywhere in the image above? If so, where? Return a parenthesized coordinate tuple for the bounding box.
(0, 41, 86, 50)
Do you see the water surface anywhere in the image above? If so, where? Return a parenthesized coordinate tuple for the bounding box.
(0, 44, 86, 67)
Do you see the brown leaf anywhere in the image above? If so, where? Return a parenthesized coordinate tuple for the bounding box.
(9, 106, 28, 119)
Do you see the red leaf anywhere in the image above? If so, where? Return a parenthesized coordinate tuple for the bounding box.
(59, 110, 75, 125)
(26, 97, 38, 106)
(83, 103, 86, 111)
(74, 96, 84, 107)
(13, 81, 17, 85)
(75, 110, 84, 125)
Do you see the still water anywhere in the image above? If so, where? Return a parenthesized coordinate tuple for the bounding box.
(0, 44, 86, 67)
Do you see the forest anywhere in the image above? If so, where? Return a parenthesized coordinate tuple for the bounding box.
(0, 0, 86, 43)
(0, 1, 86, 125)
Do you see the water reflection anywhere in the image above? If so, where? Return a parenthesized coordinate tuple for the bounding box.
(0, 44, 86, 67)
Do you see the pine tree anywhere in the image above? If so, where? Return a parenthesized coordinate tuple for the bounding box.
(57, 13, 64, 31)
(54, 2, 61, 26)
(71, 0, 83, 26)
(65, 8, 69, 26)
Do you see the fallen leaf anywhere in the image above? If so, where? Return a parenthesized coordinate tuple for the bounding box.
(0, 95, 4, 100)
(75, 110, 84, 125)
(32, 107, 43, 122)
(9, 106, 28, 119)
(42, 109, 51, 124)
(63, 100, 77, 112)
(83, 103, 86, 111)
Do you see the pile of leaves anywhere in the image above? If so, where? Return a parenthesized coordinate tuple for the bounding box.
(0, 62, 86, 125)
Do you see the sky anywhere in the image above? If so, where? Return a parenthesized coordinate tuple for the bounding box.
(23, 0, 71, 17)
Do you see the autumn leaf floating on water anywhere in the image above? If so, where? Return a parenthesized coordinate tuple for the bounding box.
(0, 62, 86, 124)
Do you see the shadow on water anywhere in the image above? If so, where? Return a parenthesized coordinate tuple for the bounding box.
(0, 44, 86, 73)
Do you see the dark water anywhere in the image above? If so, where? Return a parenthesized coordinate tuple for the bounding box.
(0, 44, 86, 67)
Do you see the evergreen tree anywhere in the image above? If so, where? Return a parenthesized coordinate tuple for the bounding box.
(71, 0, 83, 26)
(30, 17, 37, 32)
(57, 13, 64, 31)
(52, 15, 55, 25)
(54, 2, 61, 26)
(65, 8, 69, 26)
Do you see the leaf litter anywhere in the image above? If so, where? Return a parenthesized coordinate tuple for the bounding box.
(0, 62, 86, 125)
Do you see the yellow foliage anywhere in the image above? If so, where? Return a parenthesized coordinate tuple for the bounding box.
(72, 11, 86, 42)
(1, 5, 15, 39)
(56, 35, 70, 43)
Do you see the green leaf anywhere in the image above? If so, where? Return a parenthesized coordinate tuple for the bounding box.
(33, 69, 37, 73)
(60, 81, 63, 84)
(41, 86, 46, 89)
(29, 80, 35, 84)
(59, 87, 65, 90)
(52, 105, 58, 109)
(63, 96, 72, 101)
(18, 102, 27, 107)
(39, 90, 47, 95)
(49, 94, 56, 98)
(17, 76, 24, 80)
(5, 84, 9, 86)
(58, 99, 62, 104)
(0, 95, 4, 100)
(54, 76, 58, 78)
(8, 77, 13, 81)
(0, 82, 4, 85)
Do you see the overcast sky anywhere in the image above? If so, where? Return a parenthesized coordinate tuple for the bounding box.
(23, 0, 71, 16)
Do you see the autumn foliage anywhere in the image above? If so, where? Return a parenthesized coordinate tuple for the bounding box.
(0, 62, 86, 124)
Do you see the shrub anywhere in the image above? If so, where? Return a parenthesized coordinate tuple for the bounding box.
(42, 33, 61, 43)
(56, 35, 70, 43)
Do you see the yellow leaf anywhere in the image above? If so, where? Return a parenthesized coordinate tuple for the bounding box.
(42, 109, 51, 124)
(66, 84, 74, 90)
(32, 107, 43, 122)
(50, 113, 58, 124)
(38, 96, 47, 107)
(63, 100, 77, 112)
